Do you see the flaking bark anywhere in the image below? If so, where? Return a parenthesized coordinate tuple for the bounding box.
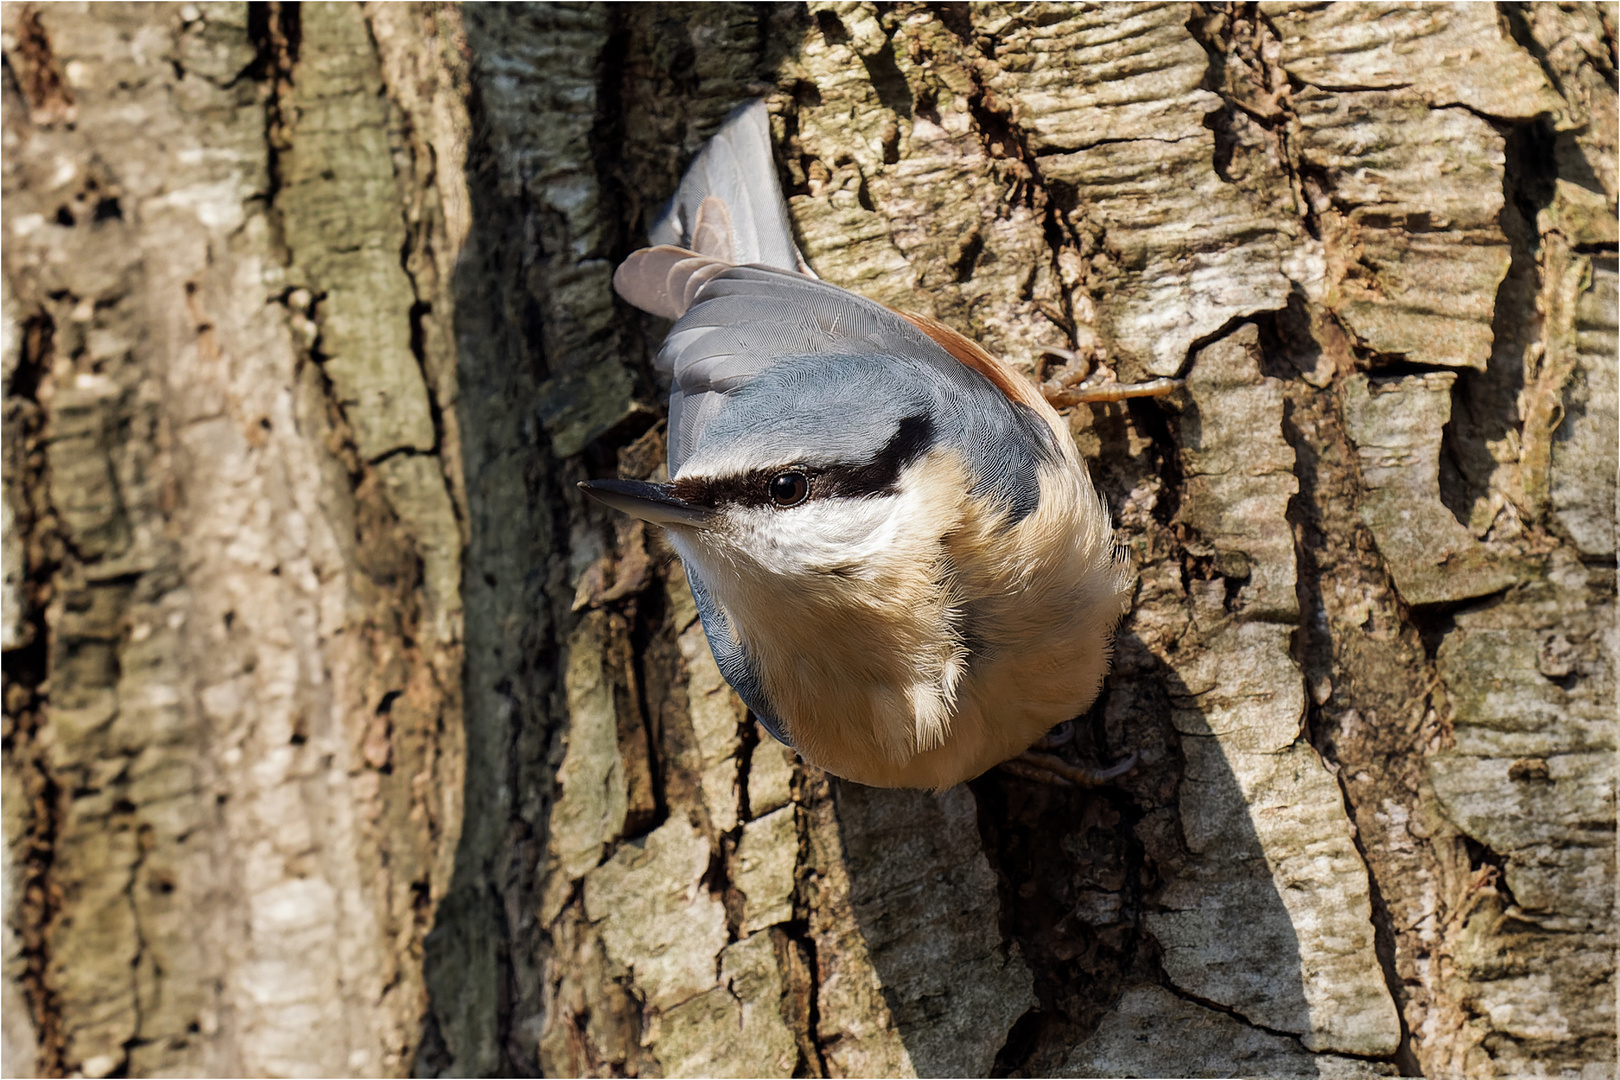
(2, 3, 1614, 1078)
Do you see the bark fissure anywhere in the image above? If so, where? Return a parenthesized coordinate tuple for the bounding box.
(5, 313, 67, 1073)
(1160, 979, 1356, 1048)
(5, 4, 1613, 1077)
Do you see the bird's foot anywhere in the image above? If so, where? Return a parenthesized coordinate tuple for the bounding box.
(1038, 347, 1094, 398)
(1051, 378, 1185, 405)
(1038, 348, 1184, 407)
(1032, 718, 1076, 750)
(1001, 749, 1139, 788)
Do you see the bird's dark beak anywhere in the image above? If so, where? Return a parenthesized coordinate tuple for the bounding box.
(578, 478, 712, 528)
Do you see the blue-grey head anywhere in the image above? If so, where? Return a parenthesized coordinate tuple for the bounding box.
(580, 351, 1057, 584)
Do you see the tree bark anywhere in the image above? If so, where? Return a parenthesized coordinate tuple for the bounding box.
(2, 3, 1614, 1078)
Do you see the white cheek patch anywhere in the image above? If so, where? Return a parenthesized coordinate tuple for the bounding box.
(702, 451, 966, 581)
(729, 498, 899, 578)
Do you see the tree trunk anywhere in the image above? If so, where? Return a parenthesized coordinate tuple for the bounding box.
(2, 3, 1614, 1078)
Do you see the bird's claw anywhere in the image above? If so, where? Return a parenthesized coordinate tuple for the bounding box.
(1037, 347, 1185, 407)
(1003, 749, 1139, 787)
(1045, 377, 1185, 407)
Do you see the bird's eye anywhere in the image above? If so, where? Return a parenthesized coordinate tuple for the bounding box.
(768, 471, 810, 507)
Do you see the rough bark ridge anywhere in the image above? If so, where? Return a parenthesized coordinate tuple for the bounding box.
(2, 3, 467, 1075)
(1, 3, 1615, 1079)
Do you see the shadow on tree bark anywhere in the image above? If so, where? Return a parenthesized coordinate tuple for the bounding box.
(3, 4, 1610, 1078)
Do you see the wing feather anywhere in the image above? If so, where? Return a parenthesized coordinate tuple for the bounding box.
(685, 560, 793, 747)
(617, 251, 1068, 490)
(690, 196, 736, 262)
(896, 312, 1070, 445)
(616, 256, 1060, 477)
(612, 245, 731, 321)
(647, 101, 805, 272)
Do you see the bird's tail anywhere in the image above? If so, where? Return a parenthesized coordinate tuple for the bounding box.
(647, 101, 807, 274)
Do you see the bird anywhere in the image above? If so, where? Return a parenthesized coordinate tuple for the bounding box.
(582, 101, 1174, 790)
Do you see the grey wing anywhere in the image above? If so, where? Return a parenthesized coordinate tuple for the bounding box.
(648, 101, 806, 273)
(611, 246, 731, 322)
(685, 560, 793, 748)
(656, 265, 969, 474)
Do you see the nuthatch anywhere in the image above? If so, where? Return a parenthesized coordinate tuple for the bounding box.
(584, 102, 1171, 789)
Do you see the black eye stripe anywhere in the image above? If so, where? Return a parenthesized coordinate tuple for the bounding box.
(669, 413, 937, 510)
(818, 414, 934, 499)
(668, 471, 779, 509)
